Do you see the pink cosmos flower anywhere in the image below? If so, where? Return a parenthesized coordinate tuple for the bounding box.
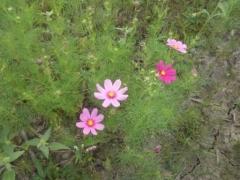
(154, 145, 162, 154)
(76, 108, 104, 135)
(94, 79, 128, 108)
(156, 60, 177, 84)
(167, 38, 187, 53)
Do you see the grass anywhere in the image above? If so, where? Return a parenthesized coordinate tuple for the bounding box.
(0, 0, 240, 179)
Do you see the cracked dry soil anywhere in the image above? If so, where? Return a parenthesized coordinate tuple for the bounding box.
(178, 48, 240, 180)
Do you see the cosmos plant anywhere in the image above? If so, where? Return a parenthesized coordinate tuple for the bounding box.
(167, 38, 187, 54)
(94, 79, 128, 108)
(155, 60, 177, 84)
(77, 39, 188, 135)
(76, 108, 105, 135)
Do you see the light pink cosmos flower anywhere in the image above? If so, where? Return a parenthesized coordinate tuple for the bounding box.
(94, 79, 128, 108)
(167, 38, 187, 53)
(76, 108, 104, 135)
(156, 60, 177, 84)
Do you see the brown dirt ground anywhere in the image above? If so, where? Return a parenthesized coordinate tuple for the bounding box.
(176, 45, 240, 180)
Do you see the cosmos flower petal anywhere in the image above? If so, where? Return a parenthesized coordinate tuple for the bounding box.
(118, 87, 128, 94)
(96, 84, 105, 93)
(117, 94, 128, 101)
(94, 92, 106, 100)
(83, 127, 91, 135)
(90, 128, 98, 135)
(167, 39, 177, 45)
(104, 79, 113, 89)
(156, 60, 165, 71)
(76, 122, 85, 128)
(111, 99, 120, 107)
(167, 38, 171, 44)
(91, 108, 98, 118)
(95, 123, 104, 130)
(179, 48, 187, 53)
(165, 64, 173, 70)
(102, 99, 111, 108)
(80, 113, 88, 121)
(167, 69, 176, 75)
(95, 114, 104, 122)
(112, 79, 121, 90)
(165, 76, 176, 82)
(82, 108, 90, 118)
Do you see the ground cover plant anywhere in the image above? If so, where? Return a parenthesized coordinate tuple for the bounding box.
(0, 0, 240, 179)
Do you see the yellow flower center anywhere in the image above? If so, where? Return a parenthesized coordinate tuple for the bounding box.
(87, 119, 94, 127)
(107, 91, 116, 98)
(173, 44, 179, 50)
(160, 70, 166, 76)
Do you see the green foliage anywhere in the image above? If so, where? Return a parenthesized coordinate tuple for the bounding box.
(169, 108, 202, 145)
(24, 128, 69, 159)
(0, 0, 238, 179)
(0, 128, 24, 180)
(32, 158, 46, 179)
(2, 169, 15, 180)
(118, 149, 162, 179)
(233, 141, 240, 164)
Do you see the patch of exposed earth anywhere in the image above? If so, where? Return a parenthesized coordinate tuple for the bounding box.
(177, 47, 240, 180)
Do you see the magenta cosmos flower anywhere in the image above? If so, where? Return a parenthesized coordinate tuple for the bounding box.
(76, 108, 104, 135)
(156, 60, 177, 84)
(94, 79, 128, 108)
(167, 38, 187, 53)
